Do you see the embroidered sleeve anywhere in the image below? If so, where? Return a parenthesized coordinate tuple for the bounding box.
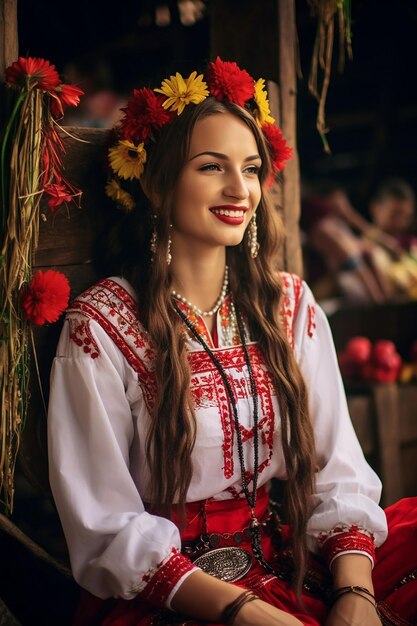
(48, 278, 194, 605)
(318, 525, 376, 568)
(279, 271, 303, 348)
(290, 278, 388, 555)
(136, 548, 198, 608)
(68, 317, 100, 358)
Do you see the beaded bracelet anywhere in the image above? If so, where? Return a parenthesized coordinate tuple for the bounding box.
(220, 589, 259, 624)
(332, 585, 381, 616)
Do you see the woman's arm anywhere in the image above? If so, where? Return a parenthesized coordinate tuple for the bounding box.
(171, 569, 303, 626)
(48, 314, 197, 605)
(326, 554, 381, 625)
(288, 277, 387, 620)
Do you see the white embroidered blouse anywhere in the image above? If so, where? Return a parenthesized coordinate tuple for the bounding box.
(47, 272, 388, 607)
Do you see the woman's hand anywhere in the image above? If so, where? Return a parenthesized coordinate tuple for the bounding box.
(235, 597, 304, 626)
(325, 591, 382, 626)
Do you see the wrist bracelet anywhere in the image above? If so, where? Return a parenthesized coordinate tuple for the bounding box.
(220, 589, 259, 624)
(332, 585, 381, 616)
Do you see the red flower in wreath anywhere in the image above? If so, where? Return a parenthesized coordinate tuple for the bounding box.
(205, 57, 254, 107)
(50, 84, 85, 118)
(261, 122, 293, 172)
(120, 88, 173, 143)
(21, 270, 70, 326)
(43, 182, 74, 212)
(6, 56, 61, 91)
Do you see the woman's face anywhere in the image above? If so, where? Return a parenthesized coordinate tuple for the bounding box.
(171, 112, 262, 254)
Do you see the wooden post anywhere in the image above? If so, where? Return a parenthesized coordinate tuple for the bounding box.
(0, 0, 18, 81)
(210, 0, 303, 275)
(372, 383, 403, 506)
(277, 0, 302, 276)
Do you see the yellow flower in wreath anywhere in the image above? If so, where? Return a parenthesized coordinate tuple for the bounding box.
(253, 78, 275, 126)
(105, 179, 136, 211)
(155, 71, 209, 115)
(108, 140, 147, 180)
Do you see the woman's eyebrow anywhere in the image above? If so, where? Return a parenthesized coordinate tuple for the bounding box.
(189, 151, 261, 162)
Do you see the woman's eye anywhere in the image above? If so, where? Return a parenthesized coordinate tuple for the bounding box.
(199, 163, 221, 172)
(244, 165, 260, 175)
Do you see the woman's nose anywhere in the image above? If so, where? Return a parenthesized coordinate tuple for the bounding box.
(223, 171, 250, 200)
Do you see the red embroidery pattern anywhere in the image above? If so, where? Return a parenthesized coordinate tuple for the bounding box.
(68, 280, 276, 485)
(279, 272, 303, 348)
(68, 279, 157, 413)
(137, 547, 196, 607)
(68, 318, 100, 359)
(190, 374, 217, 408)
(189, 344, 276, 482)
(318, 524, 376, 566)
(175, 299, 214, 348)
(307, 304, 317, 338)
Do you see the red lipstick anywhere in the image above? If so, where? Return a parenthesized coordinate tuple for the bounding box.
(209, 205, 248, 226)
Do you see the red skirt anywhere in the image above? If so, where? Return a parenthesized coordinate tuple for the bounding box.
(73, 491, 417, 626)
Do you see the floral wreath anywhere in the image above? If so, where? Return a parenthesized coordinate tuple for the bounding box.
(105, 57, 293, 212)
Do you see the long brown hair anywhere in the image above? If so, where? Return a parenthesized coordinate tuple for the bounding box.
(95, 97, 316, 592)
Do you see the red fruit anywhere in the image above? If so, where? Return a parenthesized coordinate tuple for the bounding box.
(373, 367, 399, 384)
(344, 336, 372, 365)
(372, 340, 397, 364)
(371, 342, 402, 383)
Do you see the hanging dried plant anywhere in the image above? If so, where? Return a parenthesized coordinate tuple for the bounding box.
(307, 0, 352, 153)
(0, 57, 83, 512)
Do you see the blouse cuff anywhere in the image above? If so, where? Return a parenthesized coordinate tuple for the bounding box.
(318, 525, 376, 569)
(328, 550, 374, 570)
(136, 547, 198, 609)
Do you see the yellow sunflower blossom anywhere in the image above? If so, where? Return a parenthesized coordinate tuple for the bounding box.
(108, 140, 147, 180)
(105, 179, 136, 212)
(154, 71, 209, 115)
(253, 78, 275, 126)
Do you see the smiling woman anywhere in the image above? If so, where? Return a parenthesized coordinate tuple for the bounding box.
(46, 58, 417, 626)
(171, 113, 261, 256)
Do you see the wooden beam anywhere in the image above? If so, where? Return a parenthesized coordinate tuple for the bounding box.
(372, 383, 404, 506)
(277, 0, 302, 275)
(0, 0, 18, 82)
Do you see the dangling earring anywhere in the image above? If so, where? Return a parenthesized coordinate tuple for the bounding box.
(166, 224, 172, 265)
(247, 213, 260, 259)
(150, 214, 158, 260)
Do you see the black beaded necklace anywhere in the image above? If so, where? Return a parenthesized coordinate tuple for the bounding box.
(172, 299, 275, 575)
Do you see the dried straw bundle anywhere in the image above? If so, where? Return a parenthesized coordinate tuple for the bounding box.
(0, 58, 83, 512)
(307, 0, 352, 153)
(0, 87, 44, 511)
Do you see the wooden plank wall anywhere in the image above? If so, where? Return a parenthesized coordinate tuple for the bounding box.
(20, 129, 110, 495)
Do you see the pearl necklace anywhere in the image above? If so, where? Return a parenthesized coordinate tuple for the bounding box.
(171, 266, 229, 317)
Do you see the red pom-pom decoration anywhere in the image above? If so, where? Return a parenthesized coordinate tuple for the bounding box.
(20, 269, 70, 326)
(205, 57, 255, 107)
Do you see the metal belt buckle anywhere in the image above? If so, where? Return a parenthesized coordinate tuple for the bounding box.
(193, 546, 252, 582)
